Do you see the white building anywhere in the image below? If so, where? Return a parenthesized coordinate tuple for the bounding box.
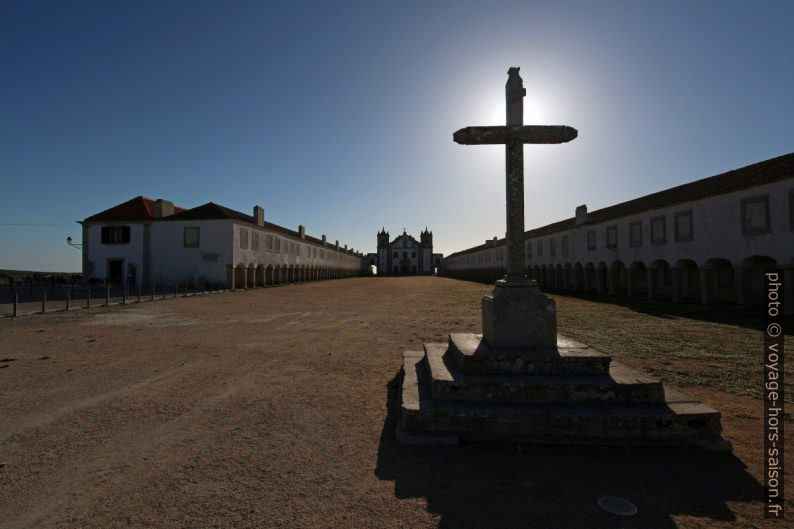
(443, 152, 794, 314)
(80, 197, 367, 288)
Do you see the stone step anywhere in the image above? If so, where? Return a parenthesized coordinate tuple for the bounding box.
(425, 343, 666, 404)
(400, 351, 729, 449)
(447, 332, 612, 375)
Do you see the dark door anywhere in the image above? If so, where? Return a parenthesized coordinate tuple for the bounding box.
(108, 259, 123, 284)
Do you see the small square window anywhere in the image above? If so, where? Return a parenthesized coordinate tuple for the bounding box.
(561, 235, 569, 255)
(183, 227, 199, 248)
(606, 226, 618, 249)
(674, 211, 693, 242)
(629, 221, 642, 247)
(587, 230, 596, 251)
(741, 195, 771, 236)
(101, 226, 131, 245)
(650, 216, 666, 245)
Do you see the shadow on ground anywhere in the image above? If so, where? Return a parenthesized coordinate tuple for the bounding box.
(375, 374, 763, 529)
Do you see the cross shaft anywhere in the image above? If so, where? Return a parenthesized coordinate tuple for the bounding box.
(453, 67, 577, 279)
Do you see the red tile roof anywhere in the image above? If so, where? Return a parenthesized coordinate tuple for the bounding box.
(83, 196, 185, 222)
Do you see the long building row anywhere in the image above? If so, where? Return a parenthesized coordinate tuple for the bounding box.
(80, 197, 367, 288)
(442, 153, 794, 315)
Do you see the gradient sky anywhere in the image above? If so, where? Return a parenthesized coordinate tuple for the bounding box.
(2, 0, 792, 272)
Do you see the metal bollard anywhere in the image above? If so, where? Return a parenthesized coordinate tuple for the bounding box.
(41, 289, 46, 314)
(13, 293, 17, 317)
(87, 287, 91, 308)
(123, 285, 127, 305)
(66, 289, 71, 310)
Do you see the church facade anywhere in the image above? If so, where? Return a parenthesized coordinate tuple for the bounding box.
(375, 228, 441, 275)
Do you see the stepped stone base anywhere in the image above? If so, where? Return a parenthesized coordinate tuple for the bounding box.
(398, 333, 730, 450)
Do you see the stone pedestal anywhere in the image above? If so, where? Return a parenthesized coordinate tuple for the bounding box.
(398, 276, 729, 450)
(482, 278, 556, 348)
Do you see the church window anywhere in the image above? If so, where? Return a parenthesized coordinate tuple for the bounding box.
(741, 195, 771, 236)
(183, 227, 199, 248)
(252, 232, 259, 251)
(266, 235, 274, 250)
(240, 228, 249, 249)
(606, 226, 618, 249)
(650, 216, 666, 245)
(275, 238, 281, 253)
(549, 238, 556, 255)
(101, 226, 130, 245)
(674, 211, 693, 242)
(587, 230, 596, 251)
(629, 221, 642, 247)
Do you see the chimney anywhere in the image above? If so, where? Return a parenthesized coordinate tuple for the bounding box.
(322, 234, 327, 245)
(155, 199, 174, 219)
(335, 240, 339, 249)
(253, 205, 265, 226)
(344, 244, 348, 251)
(298, 225, 305, 239)
(575, 204, 588, 225)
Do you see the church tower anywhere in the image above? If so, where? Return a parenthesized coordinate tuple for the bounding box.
(419, 227, 433, 274)
(377, 228, 390, 275)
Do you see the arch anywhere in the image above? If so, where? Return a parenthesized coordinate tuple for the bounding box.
(703, 258, 735, 304)
(738, 255, 778, 307)
(609, 261, 628, 295)
(235, 263, 247, 289)
(674, 259, 700, 302)
(573, 263, 584, 291)
(265, 264, 275, 286)
(628, 261, 648, 297)
(649, 260, 672, 299)
(255, 264, 265, 288)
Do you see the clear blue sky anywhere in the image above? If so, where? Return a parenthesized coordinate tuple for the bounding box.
(1, 0, 792, 272)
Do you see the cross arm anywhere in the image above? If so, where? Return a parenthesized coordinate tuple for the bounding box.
(453, 125, 578, 145)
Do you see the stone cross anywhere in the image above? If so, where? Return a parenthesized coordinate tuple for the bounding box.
(454, 67, 577, 281)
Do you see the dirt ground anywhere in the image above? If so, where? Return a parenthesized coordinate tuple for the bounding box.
(0, 276, 790, 528)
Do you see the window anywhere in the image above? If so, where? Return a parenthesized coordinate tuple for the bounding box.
(606, 226, 617, 248)
(741, 195, 771, 236)
(650, 216, 666, 245)
(101, 226, 130, 245)
(527, 241, 532, 257)
(561, 235, 569, 255)
(266, 235, 274, 250)
(393, 251, 398, 258)
(183, 227, 200, 248)
(275, 238, 281, 253)
(674, 211, 693, 242)
(549, 238, 556, 255)
(240, 228, 249, 249)
(537, 240, 542, 256)
(252, 232, 259, 251)
(629, 221, 642, 247)
(587, 230, 596, 251)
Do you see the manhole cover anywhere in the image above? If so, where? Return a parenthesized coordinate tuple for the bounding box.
(597, 496, 638, 516)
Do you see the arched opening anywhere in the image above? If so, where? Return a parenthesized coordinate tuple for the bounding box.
(266, 265, 275, 286)
(628, 261, 648, 297)
(235, 264, 246, 289)
(704, 258, 735, 304)
(573, 263, 584, 291)
(674, 259, 701, 302)
(255, 264, 265, 288)
(596, 262, 608, 293)
(649, 260, 672, 300)
(584, 263, 596, 293)
(739, 255, 778, 307)
(609, 261, 628, 295)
